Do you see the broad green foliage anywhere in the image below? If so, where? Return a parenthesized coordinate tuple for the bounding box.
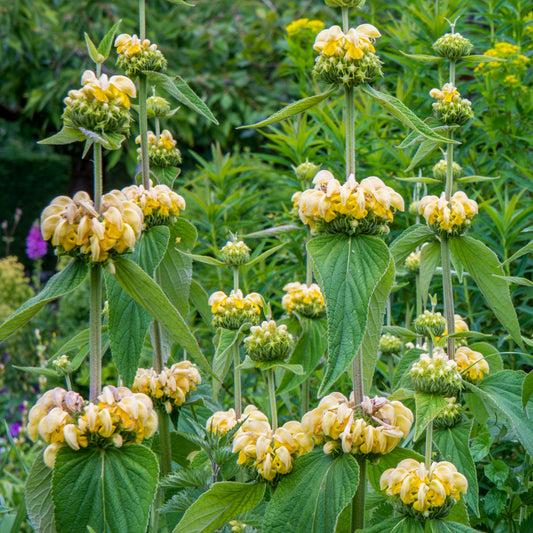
(263, 451, 359, 533)
(25, 452, 56, 533)
(413, 393, 448, 440)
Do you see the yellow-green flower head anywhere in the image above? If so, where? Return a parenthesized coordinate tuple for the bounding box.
(298, 171, 404, 236)
(208, 289, 262, 330)
(294, 161, 321, 183)
(244, 320, 294, 363)
(135, 130, 182, 168)
(220, 240, 251, 266)
(146, 95, 172, 119)
(380, 459, 468, 519)
(432, 33, 473, 60)
(405, 250, 421, 273)
(455, 346, 489, 383)
(232, 409, 313, 481)
(475, 42, 529, 75)
(409, 350, 463, 396)
(419, 191, 478, 237)
(51, 354, 73, 375)
(132, 361, 202, 413)
(312, 25, 383, 87)
(40, 190, 143, 263)
(114, 33, 167, 78)
(379, 333, 402, 355)
(229, 521, 247, 533)
(282, 281, 325, 318)
(122, 180, 185, 228)
(434, 397, 463, 429)
(302, 393, 413, 458)
(286, 18, 325, 38)
(324, 0, 366, 7)
(430, 83, 474, 125)
(62, 70, 136, 134)
(414, 310, 447, 337)
(432, 159, 462, 182)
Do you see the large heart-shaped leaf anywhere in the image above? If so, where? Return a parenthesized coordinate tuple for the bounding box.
(25, 452, 56, 533)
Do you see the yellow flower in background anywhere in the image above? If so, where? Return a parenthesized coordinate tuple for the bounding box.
(455, 346, 490, 382)
(286, 18, 325, 37)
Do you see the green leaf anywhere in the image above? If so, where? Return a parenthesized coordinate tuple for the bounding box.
(166, 0, 195, 6)
(241, 224, 300, 239)
(97, 20, 122, 58)
(391, 518, 425, 533)
(53, 445, 159, 533)
(212, 327, 241, 399)
(84, 33, 104, 64)
(450, 236, 523, 347)
(484, 459, 509, 487)
(414, 393, 448, 441)
(173, 482, 265, 533)
(25, 452, 56, 533)
(399, 51, 445, 63)
(177, 250, 226, 267)
(112, 256, 211, 376)
(0, 261, 88, 341)
(390, 225, 435, 266)
(464, 370, 533, 456)
(463, 55, 506, 63)
(278, 317, 327, 394)
(420, 241, 440, 304)
(494, 275, 533, 287)
(393, 348, 423, 389)
(238, 356, 304, 374)
(484, 488, 507, 517)
(358, 518, 406, 533)
(382, 326, 419, 340)
(151, 166, 181, 187)
(246, 242, 286, 267)
(406, 139, 440, 172)
(38, 126, 86, 145)
(395, 176, 440, 184)
(263, 451, 359, 533)
(500, 241, 533, 266)
(429, 520, 483, 533)
(157, 219, 197, 316)
(523, 371, 533, 409)
(361, 84, 459, 144)
(145, 71, 218, 124)
(190, 279, 213, 326)
(433, 420, 479, 516)
(307, 235, 392, 396)
(13, 365, 59, 377)
(469, 425, 493, 462)
(239, 87, 337, 129)
(456, 175, 499, 183)
(367, 446, 424, 492)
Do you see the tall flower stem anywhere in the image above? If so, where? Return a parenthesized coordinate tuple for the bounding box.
(342, 8, 356, 180)
(267, 368, 278, 431)
(425, 421, 433, 467)
(139, 74, 150, 189)
(352, 457, 366, 532)
(301, 227, 313, 416)
(139, 0, 146, 40)
(441, 238, 455, 358)
(232, 266, 243, 419)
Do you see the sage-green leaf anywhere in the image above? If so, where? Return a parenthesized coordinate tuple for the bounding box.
(463, 55, 505, 63)
(53, 445, 159, 533)
(420, 241, 440, 304)
(241, 224, 300, 239)
(177, 250, 226, 267)
(151, 166, 181, 187)
(395, 176, 440, 184)
(456, 175, 499, 183)
(97, 20, 122, 57)
(13, 366, 59, 377)
(464, 370, 533, 456)
(406, 139, 440, 172)
(414, 393, 448, 441)
(399, 51, 445, 63)
(361, 84, 459, 144)
(307, 235, 392, 396)
(38, 126, 86, 145)
(391, 518, 425, 533)
(112, 256, 211, 376)
(523, 371, 533, 409)
(263, 451, 359, 533)
(173, 482, 265, 533)
(390, 224, 435, 266)
(382, 325, 419, 340)
(278, 317, 327, 394)
(239, 87, 336, 129)
(500, 241, 533, 266)
(494, 275, 533, 287)
(450, 236, 523, 347)
(166, 0, 195, 6)
(212, 327, 241, 399)
(25, 452, 56, 533)
(357, 518, 408, 533)
(145, 71, 218, 124)
(190, 279, 213, 326)
(0, 261, 88, 341)
(433, 420, 479, 516)
(246, 242, 286, 267)
(158, 219, 198, 316)
(84, 33, 104, 64)
(429, 520, 483, 533)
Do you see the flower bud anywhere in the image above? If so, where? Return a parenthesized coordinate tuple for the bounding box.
(379, 333, 402, 355)
(409, 351, 463, 396)
(294, 161, 321, 183)
(146, 95, 172, 118)
(432, 33, 473, 60)
(405, 250, 421, 273)
(52, 354, 73, 376)
(244, 320, 294, 363)
(413, 310, 447, 337)
(115, 34, 167, 78)
(432, 159, 462, 182)
(219, 240, 251, 266)
(433, 398, 463, 429)
(430, 83, 474, 126)
(282, 282, 325, 318)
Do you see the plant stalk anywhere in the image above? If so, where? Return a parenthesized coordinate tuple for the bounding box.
(158, 407, 172, 475)
(93, 144, 102, 212)
(301, 379, 309, 416)
(267, 368, 278, 431)
(233, 343, 242, 419)
(351, 457, 366, 532)
(302, 227, 313, 416)
(441, 237, 455, 358)
(425, 420, 433, 467)
(139, 0, 146, 40)
(89, 265, 102, 401)
(139, 74, 150, 189)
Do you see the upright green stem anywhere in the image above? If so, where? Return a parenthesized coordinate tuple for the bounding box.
(425, 421, 433, 467)
(351, 348, 364, 405)
(158, 407, 172, 475)
(139, 75, 150, 189)
(152, 321, 164, 373)
(139, 0, 146, 40)
(89, 265, 102, 401)
(267, 369, 278, 431)
(441, 238, 455, 358)
(444, 131, 454, 201)
(342, 8, 356, 179)
(93, 144, 102, 213)
(233, 266, 240, 292)
(302, 227, 313, 416)
(155, 117, 161, 138)
(415, 273, 422, 316)
(352, 457, 366, 532)
(449, 59, 456, 85)
(233, 343, 242, 419)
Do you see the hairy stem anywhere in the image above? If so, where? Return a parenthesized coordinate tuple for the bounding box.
(352, 457, 366, 531)
(139, 0, 146, 40)
(301, 379, 309, 416)
(139, 74, 150, 189)
(89, 265, 102, 401)
(267, 368, 278, 431)
(93, 144, 102, 213)
(233, 343, 242, 419)
(441, 238, 455, 358)
(425, 420, 433, 467)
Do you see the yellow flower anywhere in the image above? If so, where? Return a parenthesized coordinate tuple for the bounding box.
(208, 289, 262, 330)
(286, 19, 325, 37)
(115, 34, 158, 57)
(419, 192, 477, 235)
(455, 346, 489, 382)
(282, 281, 325, 318)
(80, 70, 137, 108)
(344, 24, 381, 60)
(313, 25, 345, 57)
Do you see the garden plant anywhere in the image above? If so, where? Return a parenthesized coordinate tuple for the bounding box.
(0, 0, 532, 532)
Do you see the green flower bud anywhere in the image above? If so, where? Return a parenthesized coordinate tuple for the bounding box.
(324, 0, 365, 7)
(409, 351, 463, 397)
(220, 240, 251, 266)
(244, 320, 294, 363)
(413, 310, 447, 337)
(433, 397, 463, 429)
(409, 201, 420, 216)
(146, 96, 172, 119)
(52, 355, 73, 376)
(405, 250, 421, 273)
(392, 496, 456, 520)
(294, 161, 321, 183)
(379, 333, 402, 355)
(432, 159, 462, 181)
(313, 52, 383, 88)
(433, 33, 473, 60)
(430, 84, 474, 126)
(117, 48, 167, 79)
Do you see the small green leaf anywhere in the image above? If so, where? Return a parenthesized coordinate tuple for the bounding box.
(151, 166, 181, 187)
(177, 250, 226, 267)
(357, 518, 406, 533)
(484, 460, 509, 487)
(484, 488, 507, 517)
(399, 51, 445, 63)
(419, 241, 440, 304)
(406, 139, 441, 172)
(13, 366, 59, 377)
(469, 425, 493, 462)
(395, 176, 441, 184)
(97, 20, 122, 58)
(25, 452, 56, 533)
(414, 393, 448, 441)
(391, 224, 435, 266)
(463, 55, 506, 63)
(53, 445, 159, 533)
(246, 242, 286, 267)
(38, 126, 86, 145)
(166, 0, 195, 5)
(263, 451, 359, 533)
(84, 33, 104, 64)
(173, 482, 265, 533)
(450, 236, 523, 347)
(429, 520, 484, 533)
(238, 356, 304, 374)
(0, 261, 88, 341)
(456, 175, 499, 183)
(361, 84, 459, 144)
(239, 87, 337, 129)
(523, 370, 533, 409)
(494, 275, 533, 287)
(500, 241, 533, 266)
(382, 326, 419, 340)
(241, 224, 300, 239)
(212, 327, 241, 399)
(145, 71, 218, 124)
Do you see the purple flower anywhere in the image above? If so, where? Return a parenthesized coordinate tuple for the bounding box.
(9, 423, 21, 437)
(26, 221, 47, 260)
